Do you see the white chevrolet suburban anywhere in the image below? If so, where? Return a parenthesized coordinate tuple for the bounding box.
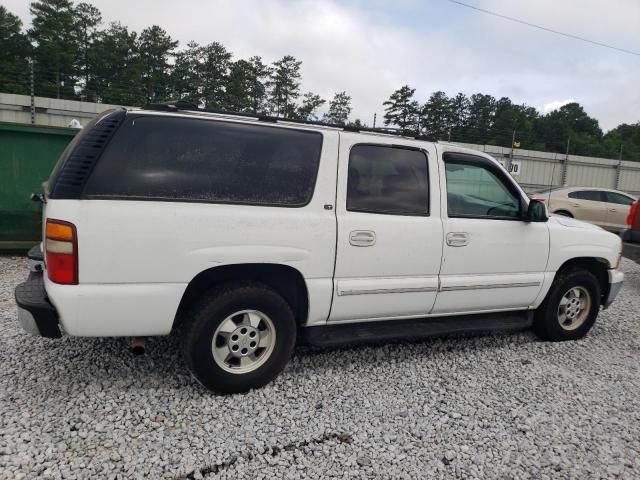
(16, 104, 624, 393)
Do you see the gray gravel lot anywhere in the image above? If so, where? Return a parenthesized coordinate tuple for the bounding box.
(1, 255, 640, 479)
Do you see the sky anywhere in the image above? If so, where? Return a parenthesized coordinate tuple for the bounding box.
(6, 0, 640, 131)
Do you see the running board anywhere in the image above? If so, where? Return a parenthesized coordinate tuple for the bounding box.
(302, 311, 533, 348)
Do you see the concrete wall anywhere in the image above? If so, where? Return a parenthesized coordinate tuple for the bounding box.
(0, 93, 125, 128)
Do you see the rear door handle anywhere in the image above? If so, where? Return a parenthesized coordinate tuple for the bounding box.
(350, 230, 376, 247)
(609, 208, 617, 212)
(446, 232, 470, 247)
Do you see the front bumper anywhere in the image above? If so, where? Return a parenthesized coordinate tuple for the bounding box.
(604, 268, 624, 309)
(14, 270, 62, 338)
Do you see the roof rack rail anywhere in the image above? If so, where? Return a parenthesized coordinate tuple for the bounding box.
(143, 101, 436, 141)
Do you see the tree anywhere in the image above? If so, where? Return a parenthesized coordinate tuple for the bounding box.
(75, 2, 101, 99)
(268, 55, 302, 117)
(448, 92, 470, 141)
(246, 56, 270, 114)
(383, 85, 419, 131)
(536, 102, 604, 156)
(347, 118, 367, 128)
(200, 42, 232, 109)
(465, 93, 496, 143)
(421, 91, 451, 139)
(90, 22, 144, 105)
(29, 0, 80, 99)
(324, 91, 352, 125)
(0, 6, 31, 95)
(137, 25, 177, 103)
(224, 59, 253, 111)
(490, 97, 539, 149)
(296, 92, 325, 120)
(171, 41, 203, 104)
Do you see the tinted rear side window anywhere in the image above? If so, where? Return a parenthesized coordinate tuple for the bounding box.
(347, 144, 429, 216)
(83, 115, 323, 206)
(568, 190, 603, 201)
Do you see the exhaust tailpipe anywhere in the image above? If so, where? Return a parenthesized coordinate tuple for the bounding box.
(131, 337, 146, 355)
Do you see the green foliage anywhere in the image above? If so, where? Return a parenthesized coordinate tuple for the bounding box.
(296, 92, 325, 120)
(2, 3, 639, 160)
(383, 85, 419, 131)
(268, 55, 302, 117)
(0, 6, 31, 95)
(200, 42, 231, 109)
(324, 91, 352, 126)
(89, 22, 144, 105)
(29, 0, 80, 98)
(137, 25, 177, 103)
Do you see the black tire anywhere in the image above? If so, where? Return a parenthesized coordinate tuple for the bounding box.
(182, 281, 296, 394)
(553, 210, 573, 217)
(533, 269, 601, 341)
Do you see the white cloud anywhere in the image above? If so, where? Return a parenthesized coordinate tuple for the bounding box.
(4, 0, 639, 130)
(541, 99, 576, 114)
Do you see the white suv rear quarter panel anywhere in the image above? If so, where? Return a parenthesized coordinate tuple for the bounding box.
(44, 129, 339, 336)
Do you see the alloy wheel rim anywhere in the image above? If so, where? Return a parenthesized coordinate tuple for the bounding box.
(212, 310, 276, 374)
(557, 286, 591, 331)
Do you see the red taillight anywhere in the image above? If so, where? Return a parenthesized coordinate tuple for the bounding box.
(45, 219, 78, 284)
(627, 200, 638, 226)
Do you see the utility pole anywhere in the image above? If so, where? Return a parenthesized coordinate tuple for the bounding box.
(373, 112, 377, 129)
(561, 136, 570, 186)
(30, 59, 35, 125)
(615, 144, 624, 189)
(507, 129, 516, 173)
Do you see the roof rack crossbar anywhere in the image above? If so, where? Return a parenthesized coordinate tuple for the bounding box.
(143, 101, 436, 141)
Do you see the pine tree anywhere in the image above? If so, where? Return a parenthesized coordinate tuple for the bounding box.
(268, 55, 302, 117)
(29, 0, 81, 99)
(296, 92, 325, 120)
(137, 25, 177, 103)
(421, 91, 452, 139)
(75, 2, 102, 101)
(224, 59, 253, 112)
(171, 41, 203, 105)
(90, 22, 144, 105)
(324, 91, 352, 125)
(383, 85, 420, 131)
(0, 6, 31, 95)
(200, 42, 232, 109)
(246, 56, 270, 114)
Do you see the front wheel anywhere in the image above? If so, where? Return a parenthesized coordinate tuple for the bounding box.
(182, 282, 296, 393)
(533, 269, 601, 341)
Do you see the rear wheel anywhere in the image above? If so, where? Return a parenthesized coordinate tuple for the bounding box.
(182, 282, 296, 393)
(534, 269, 600, 341)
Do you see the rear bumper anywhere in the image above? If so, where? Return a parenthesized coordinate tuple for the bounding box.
(14, 270, 62, 338)
(604, 268, 624, 309)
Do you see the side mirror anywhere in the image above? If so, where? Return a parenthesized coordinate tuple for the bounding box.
(524, 199, 548, 222)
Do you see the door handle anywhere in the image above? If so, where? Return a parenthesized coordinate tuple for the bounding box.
(350, 230, 376, 247)
(609, 208, 617, 212)
(571, 203, 580, 207)
(446, 232, 470, 247)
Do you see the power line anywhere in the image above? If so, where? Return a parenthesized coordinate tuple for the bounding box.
(446, 0, 640, 57)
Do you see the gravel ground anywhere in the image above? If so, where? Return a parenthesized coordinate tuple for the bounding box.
(1, 255, 640, 479)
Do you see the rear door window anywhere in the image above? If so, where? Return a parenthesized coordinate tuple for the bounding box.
(347, 144, 429, 216)
(83, 115, 323, 206)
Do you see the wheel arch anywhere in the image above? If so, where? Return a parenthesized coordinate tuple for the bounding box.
(554, 256, 610, 305)
(553, 209, 573, 217)
(173, 263, 310, 331)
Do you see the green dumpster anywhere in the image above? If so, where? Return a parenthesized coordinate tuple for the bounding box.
(0, 122, 77, 251)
